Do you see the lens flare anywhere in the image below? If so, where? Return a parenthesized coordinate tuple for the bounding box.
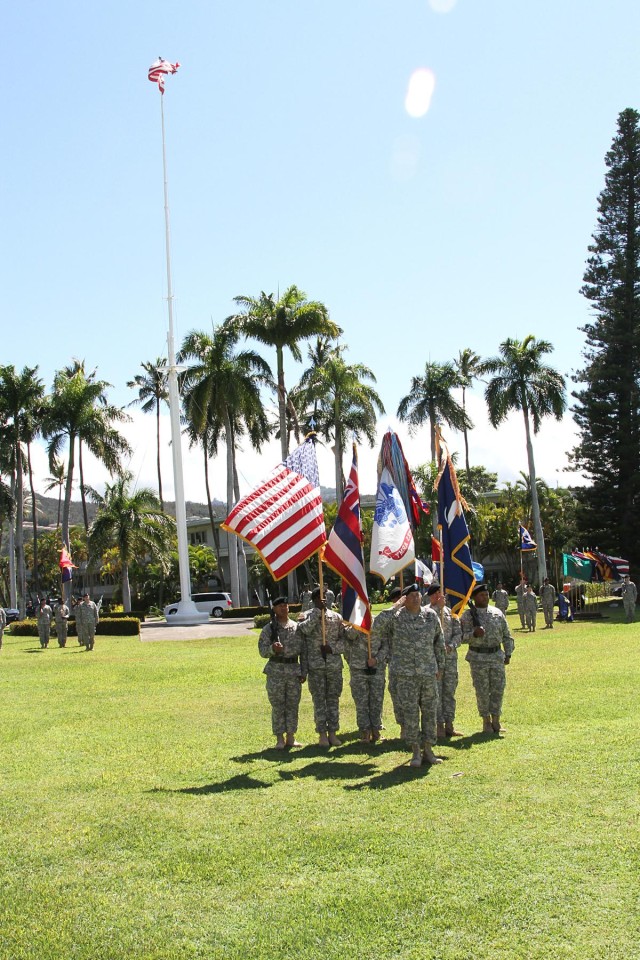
(429, 0, 457, 12)
(404, 68, 436, 118)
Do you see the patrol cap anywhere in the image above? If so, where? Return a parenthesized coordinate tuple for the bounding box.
(271, 596, 288, 607)
(401, 583, 421, 597)
(388, 587, 402, 601)
(426, 584, 441, 597)
(471, 583, 489, 597)
(311, 586, 323, 600)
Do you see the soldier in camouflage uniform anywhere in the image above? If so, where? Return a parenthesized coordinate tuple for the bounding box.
(492, 583, 509, 615)
(54, 601, 70, 647)
(300, 588, 314, 613)
(298, 587, 347, 747)
(344, 616, 388, 744)
(425, 583, 463, 738)
(371, 587, 403, 733)
(36, 598, 53, 648)
(0, 606, 6, 650)
(515, 579, 527, 629)
(75, 593, 99, 650)
(388, 584, 445, 768)
(540, 578, 556, 628)
(621, 575, 637, 623)
(460, 583, 514, 734)
(523, 584, 538, 632)
(258, 597, 304, 749)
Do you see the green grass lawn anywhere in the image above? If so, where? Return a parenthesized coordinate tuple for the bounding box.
(1, 608, 638, 959)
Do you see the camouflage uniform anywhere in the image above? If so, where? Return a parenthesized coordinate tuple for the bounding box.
(540, 583, 556, 627)
(298, 608, 346, 734)
(621, 579, 637, 622)
(54, 603, 70, 647)
(0, 606, 5, 649)
(343, 626, 388, 734)
(324, 588, 336, 610)
(372, 606, 402, 726)
(523, 590, 538, 631)
(492, 588, 509, 614)
(76, 600, 99, 650)
(428, 604, 461, 725)
(37, 604, 53, 648)
(460, 606, 514, 718)
(388, 606, 444, 748)
(300, 590, 313, 613)
(258, 616, 303, 737)
(515, 582, 526, 629)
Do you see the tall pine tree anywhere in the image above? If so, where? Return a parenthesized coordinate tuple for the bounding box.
(572, 108, 640, 566)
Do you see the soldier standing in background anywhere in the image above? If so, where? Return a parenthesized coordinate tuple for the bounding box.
(36, 598, 53, 649)
(0, 606, 6, 649)
(492, 583, 509, 615)
(540, 578, 556, 629)
(621, 575, 637, 623)
(388, 584, 444, 768)
(461, 583, 514, 734)
(76, 592, 99, 651)
(344, 616, 388, 744)
(258, 597, 303, 750)
(298, 587, 347, 747)
(515, 578, 527, 630)
(523, 584, 538, 632)
(54, 601, 70, 648)
(424, 583, 463, 738)
(371, 587, 403, 734)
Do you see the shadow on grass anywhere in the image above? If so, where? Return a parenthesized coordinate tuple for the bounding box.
(278, 760, 378, 783)
(149, 773, 274, 795)
(445, 731, 503, 750)
(344, 755, 446, 791)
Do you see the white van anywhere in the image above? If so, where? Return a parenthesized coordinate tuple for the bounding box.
(164, 592, 233, 619)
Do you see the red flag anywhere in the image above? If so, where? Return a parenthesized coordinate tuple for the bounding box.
(148, 58, 180, 94)
(222, 438, 326, 582)
(323, 446, 371, 633)
(59, 545, 76, 584)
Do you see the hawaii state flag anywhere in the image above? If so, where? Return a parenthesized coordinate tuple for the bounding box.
(222, 437, 326, 581)
(322, 445, 371, 633)
(369, 468, 415, 582)
(59, 545, 76, 584)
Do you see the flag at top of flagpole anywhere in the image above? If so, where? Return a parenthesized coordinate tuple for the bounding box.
(322, 445, 371, 633)
(222, 436, 326, 582)
(519, 524, 537, 551)
(59, 545, 76, 584)
(148, 58, 180, 93)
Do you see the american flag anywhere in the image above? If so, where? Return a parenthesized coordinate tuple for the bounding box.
(222, 438, 326, 581)
(148, 58, 180, 94)
(323, 446, 371, 633)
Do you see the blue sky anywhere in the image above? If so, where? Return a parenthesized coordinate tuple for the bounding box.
(4, 1, 639, 500)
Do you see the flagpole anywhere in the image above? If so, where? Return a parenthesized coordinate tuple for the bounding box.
(317, 552, 327, 648)
(157, 86, 207, 625)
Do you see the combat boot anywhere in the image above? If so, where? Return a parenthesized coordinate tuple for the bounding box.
(482, 716, 493, 734)
(285, 733, 302, 748)
(422, 745, 443, 765)
(491, 715, 505, 733)
(359, 730, 371, 742)
(445, 721, 463, 737)
(318, 732, 330, 747)
(437, 722, 446, 739)
(409, 746, 422, 768)
(328, 731, 342, 747)
(275, 736, 286, 750)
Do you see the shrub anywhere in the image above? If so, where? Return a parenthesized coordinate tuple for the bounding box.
(9, 618, 139, 638)
(225, 603, 302, 620)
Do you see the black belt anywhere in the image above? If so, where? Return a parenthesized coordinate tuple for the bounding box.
(269, 656, 299, 664)
(469, 645, 500, 654)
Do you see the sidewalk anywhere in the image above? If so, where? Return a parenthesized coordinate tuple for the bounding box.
(140, 618, 255, 641)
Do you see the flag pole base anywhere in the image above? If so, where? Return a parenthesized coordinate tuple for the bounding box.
(164, 600, 210, 626)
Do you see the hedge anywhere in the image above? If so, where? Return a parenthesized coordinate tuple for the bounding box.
(101, 610, 146, 622)
(9, 618, 140, 637)
(224, 603, 302, 620)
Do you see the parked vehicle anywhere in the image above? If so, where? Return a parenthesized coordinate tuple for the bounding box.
(2, 608, 20, 623)
(164, 592, 233, 619)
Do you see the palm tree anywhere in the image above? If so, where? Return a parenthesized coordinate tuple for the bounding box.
(454, 348, 480, 475)
(481, 335, 566, 583)
(298, 347, 384, 503)
(397, 360, 472, 464)
(228, 286, 341, 460)
(87, 472, 175, 612)
(0, 365, 45, 615)
(178, 325, 272, 607)
(127, 359, 169, 509)
(44, 459, 67, 530)
(43, 364, 132, 584)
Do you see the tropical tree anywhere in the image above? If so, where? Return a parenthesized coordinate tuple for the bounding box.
(87, 472, 175, 612)
(454, 348, 481, 475)
(481, 335, 566, 583)
(397, 361, 471, 464)
(228, 285, 340, 460)
(178, 324, 272, 607)
(44, 459, 67, 530)
(43, 364, 132, 576)
(0, 365, 45, 615)
(127, 359, 169, 509)
(297, 347, 384, 503)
